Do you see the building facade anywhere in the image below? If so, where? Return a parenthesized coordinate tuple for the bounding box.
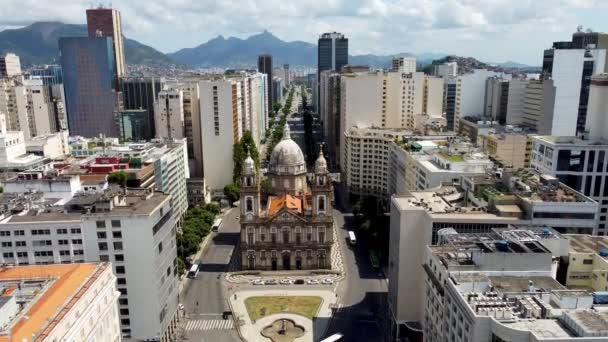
(240, 125, 333, 271)
(257, 54, 273, 115)
(86, 6, 126, 85)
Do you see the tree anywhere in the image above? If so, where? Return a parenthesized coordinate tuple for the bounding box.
(108, 171, 128, 188)
(232, 130, 260, 183)
(272, 102, 282, 114)
(224, 183, 240, 203)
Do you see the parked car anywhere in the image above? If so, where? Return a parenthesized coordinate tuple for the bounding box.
(306, 279, 320, 285)
(222, 311, 232, 320)
(322, 278, 334, 285)
(294, 279, 305, 285)
(265, 279, 278, 285)
(252, 279, 265, 285)
(178, 303, 185, 311)
(280, 279, 294, 285)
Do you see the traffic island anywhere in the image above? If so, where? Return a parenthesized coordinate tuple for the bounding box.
(245, 296, 322, 321)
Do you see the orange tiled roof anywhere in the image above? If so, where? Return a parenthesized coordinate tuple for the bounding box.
(0, 263, 99, 342)
(268, 194, 303, 217)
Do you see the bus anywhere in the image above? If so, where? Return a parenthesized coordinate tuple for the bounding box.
(212, 218, 223, 232)
(348, 231, 356, 245)
(187, 264, 199, 279)
(321, 333, 344, 342)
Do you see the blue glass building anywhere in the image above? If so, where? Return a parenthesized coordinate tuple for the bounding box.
(59, 37, 118, 137)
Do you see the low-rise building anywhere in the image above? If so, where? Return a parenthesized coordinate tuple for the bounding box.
(0, 263, 120, 341)
(25, 130, 70, 159)
(563, 234, 608, 291)
(478, 128, 534, 168)
(423, 229, 608, 342)
(388, 171, 598, 340)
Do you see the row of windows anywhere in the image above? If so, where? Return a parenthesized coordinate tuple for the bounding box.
(0, 228, 82, 237)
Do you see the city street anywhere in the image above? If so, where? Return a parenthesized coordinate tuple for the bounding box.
(321, 186, 389, 341)
(179, 206, 241, 342)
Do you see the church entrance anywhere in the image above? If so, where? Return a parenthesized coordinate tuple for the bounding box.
(295, 257, 302, 270)
(282, 254, 291, 270)
(271, 258, 277, 271)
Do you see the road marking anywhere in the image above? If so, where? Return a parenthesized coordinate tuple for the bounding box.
(185, 319, 234, 331)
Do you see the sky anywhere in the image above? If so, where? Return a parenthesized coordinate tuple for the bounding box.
(1, 0, 607, 65)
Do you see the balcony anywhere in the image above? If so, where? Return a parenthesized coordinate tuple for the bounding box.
(241, 240, 333, 249)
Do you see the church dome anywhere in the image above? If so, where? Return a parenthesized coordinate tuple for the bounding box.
(269, 123, 306, 176)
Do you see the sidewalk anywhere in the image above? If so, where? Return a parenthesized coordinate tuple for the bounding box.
(229, 289, 337, 342)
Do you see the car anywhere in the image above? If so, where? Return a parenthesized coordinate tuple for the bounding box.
(322, 278, 334, 285)
(280, 279, 294, 285)
(306, 279, 320, 285)
(222, 311, 232, 320)
(252, 279, 265, 285)
(294, 279, 305, 285)
(264, 279, 278, 285)
(235, 216, 240, 220)
(178, 303, 185, 311)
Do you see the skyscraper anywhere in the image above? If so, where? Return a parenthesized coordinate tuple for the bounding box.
(86, 6, 126, 86)
(59, 36, 119, 137)
(0, 53, 22, 77)
(318, 32, 348, 74)
(257, 54, 272, 114)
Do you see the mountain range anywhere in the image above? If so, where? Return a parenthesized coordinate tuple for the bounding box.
(0, 22, 538, 70)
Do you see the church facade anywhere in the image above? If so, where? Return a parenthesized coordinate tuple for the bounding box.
(239, 124, 334, 271)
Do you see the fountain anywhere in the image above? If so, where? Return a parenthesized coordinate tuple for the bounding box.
(261, 318, 305, 342)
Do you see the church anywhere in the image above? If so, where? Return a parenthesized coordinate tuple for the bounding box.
(239, 124, 334, 271)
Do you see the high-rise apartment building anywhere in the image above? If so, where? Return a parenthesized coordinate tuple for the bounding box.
(0, 53, 22, 77)
(483, 76, 510, 124)
(257, 54, 272, 114)
(543, 30, 608, 135)
(155, 88, 185, 140)
(520, 79, 557, 133)
(433, 62, 458, 79)
(392, 56, 417, 73)
(59, 36, 119, 137)
(443, 79, 457, 130)
(283, 63, 291, 86)
(504, 78, 530, 125)
(454, 69, 507, 130)
(86, 6, 126, 85)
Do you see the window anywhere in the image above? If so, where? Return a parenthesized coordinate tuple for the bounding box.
(73, 250, 84, 255)
(57, 239, 68, 245)
(17, 252, 27, 258)
(158, 242, 163, 254)
(115, 254, 124, 262)
(319, 231, 325, 244)
(14, 230, 24, 236)
(283, 231, 289, 243)
(72, 239, 82, 244)
(96, 221, 106, 228)
(33, 240, 52, 247)
(98, 242, 108, 251)
(60, 250, 70, 256)
(117, 278, 127, 285)
(113, 231, 122, 239)
(71, 228, 81, 234)
(119, 288, 128, 295)
(583, 259, 593, 265)
(56, 229, 67, 234)
(1, 242, 11, 247)
(114, 242, 123, 251)
(3, 252, 14, 258)
(246, 197, 253, 212)
(34, 251, 53, 257)
(116, 266, 126, 274)
(120, 308, 129, 315)
(111, 220, 121, 228)
(97, 232, 107, 239)
(100, 255, 109, 262)
(0, 231, 10, 236)
(15, 241, 26, 247)
(119, 298, 128, 305)
(120, 319, 130, 325)
(318, 197, 325, 212)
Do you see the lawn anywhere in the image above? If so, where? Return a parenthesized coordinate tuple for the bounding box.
(244, 296, 322, 321)
(440, 152, 464, 162)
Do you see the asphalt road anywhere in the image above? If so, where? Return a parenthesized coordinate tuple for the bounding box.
(179, 206, 241, 342)
(322, 186, 389, 342)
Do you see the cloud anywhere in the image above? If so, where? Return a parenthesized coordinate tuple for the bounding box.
(0, 0, 603, 64)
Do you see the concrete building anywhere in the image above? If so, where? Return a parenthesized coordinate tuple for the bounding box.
(240, 127, 334, 271)
(584, 73, 608, 140)
(155, 87, 185, 140)
(272, 77, 284, 105)
(120, 76, 164, 139)
(504, 78, 530, 125)
(543, 31, 608, 135)
(563, 234, 608, 291)
(444, 79, 457, 131)
(0, 263, 120, 341)
(455, 70, 507, 130)
(119, 109, 153, 142)
(86, 6, 126, 85)
(478, 130, 533, 168)
(433, 62, 458, 79)
(59, 36, 119, 137)
(392, 56, 416, 73)
(29, 64, 63, 86)
(318, 70, 342, 168)
(484, 76, 510, 124)
(422, 228, 608, 342)
(200, 78, 242, 191)
(389, 135, 491, 196)
(530, 136, 608, 235)
(0, 53, 21, 77)
(520, 79, 557, 134)
(25, 130, 70, 159)
(318, 32, 348, 110)
(388, 172, 599, 340)
(0, 114, 45, 178)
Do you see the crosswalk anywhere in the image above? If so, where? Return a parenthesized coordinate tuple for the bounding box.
(334, 304, 373, 317)
(184, 319, 234, 331)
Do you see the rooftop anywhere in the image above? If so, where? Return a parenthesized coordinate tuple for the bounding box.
(565, 234, 608, 256)
(0, 263, 107, 342)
